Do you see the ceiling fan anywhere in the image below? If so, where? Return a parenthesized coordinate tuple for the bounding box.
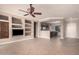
(19, 4, 42, 17)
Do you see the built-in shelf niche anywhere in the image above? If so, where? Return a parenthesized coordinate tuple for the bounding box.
(12, 25, 22, 28)
(25, 33, 31, 36)
(25, 20, 31, 24)
(12, 17, 23, 29)
(25, 20, 32, 36)
(25, 23, 31, 27)
(0, 15, 8, 20)
(12, 17, 22, 24)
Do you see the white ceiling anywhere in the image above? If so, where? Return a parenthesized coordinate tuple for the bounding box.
(0, 4, 79, 21)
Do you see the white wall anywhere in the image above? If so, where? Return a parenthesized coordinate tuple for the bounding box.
(66, 22, 77, 38)
(77, 21, 79, 38)
(65, 18, 79, 39)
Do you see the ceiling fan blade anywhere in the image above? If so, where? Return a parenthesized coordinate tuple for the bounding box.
(34, 12, 42, 15)
(24, 14, 29, 16)
(19, 9, 28, 13)
(31, 14, 35, 17)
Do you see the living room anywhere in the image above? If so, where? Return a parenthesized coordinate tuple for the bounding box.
(0, 4, 79, 55)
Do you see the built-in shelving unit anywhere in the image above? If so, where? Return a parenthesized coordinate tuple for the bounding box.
(25, 20, 32, 36)
(0, 12, 33, 40)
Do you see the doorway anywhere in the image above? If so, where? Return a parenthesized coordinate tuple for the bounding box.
(50, 21, 61, 39)
(34, 22, 37, 38)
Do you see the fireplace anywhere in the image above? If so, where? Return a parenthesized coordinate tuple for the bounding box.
(12, 29, 23, 36)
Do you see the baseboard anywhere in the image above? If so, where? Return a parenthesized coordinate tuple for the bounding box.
(0, 38, 33, 45)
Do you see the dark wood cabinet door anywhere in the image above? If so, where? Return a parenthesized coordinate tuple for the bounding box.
(0, 22, 9, 39)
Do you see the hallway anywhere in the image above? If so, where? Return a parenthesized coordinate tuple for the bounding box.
(0, 38, 79, 55)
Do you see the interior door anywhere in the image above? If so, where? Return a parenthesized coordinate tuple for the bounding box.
(34, 22, 37, 38)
